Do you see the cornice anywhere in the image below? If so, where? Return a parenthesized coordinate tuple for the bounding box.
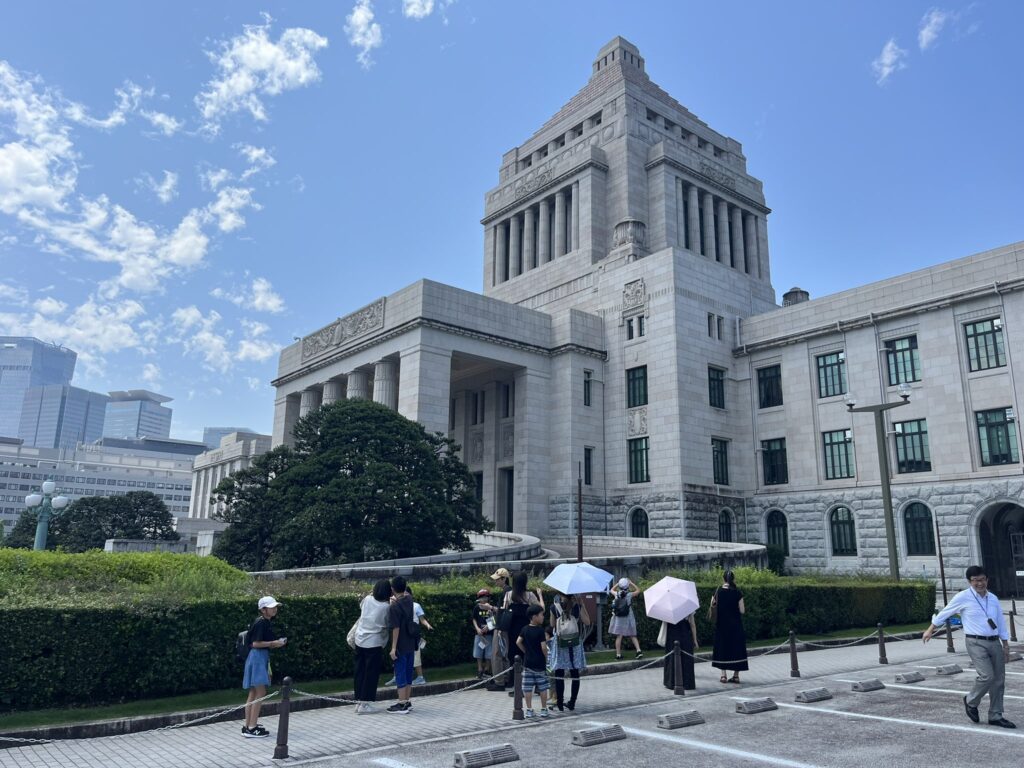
(481, 156, 609, 226)
(646, 154, 771, 215)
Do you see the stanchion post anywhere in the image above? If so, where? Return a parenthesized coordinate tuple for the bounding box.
(789, 630, 800, 678)
(877, 623, 888, 665)
(512, 658, 524, 720)
(1012, 597, 1018, 616)
(673, 641, 685, 696)
(1009, 612, 1018, 644)
(273, 676, 292, 760)
(945, 620, 955, 654)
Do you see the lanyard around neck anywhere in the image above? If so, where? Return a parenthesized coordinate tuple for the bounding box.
(970, 589, 991, 619)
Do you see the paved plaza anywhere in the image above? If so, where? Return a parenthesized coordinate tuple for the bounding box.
(3, 634, 1022, 767)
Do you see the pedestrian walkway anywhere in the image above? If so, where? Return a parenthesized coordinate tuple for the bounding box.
(0, 634, 980, 768)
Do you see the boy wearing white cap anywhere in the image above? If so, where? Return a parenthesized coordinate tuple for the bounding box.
(241, 596, 287, 737)
(609, 578, 643, 660)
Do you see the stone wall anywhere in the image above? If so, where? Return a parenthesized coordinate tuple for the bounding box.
(683, 486, 749, 541)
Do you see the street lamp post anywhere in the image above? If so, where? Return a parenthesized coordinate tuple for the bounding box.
(847, 383, 912, 581)
(24, 479, 70, 551)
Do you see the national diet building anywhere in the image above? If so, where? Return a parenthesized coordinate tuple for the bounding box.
(272, 39, 1024, 594)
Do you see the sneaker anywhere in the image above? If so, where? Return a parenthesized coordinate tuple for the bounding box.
(540, 707, 550, 718)
(385, 677, 396, 686)
(636, 651, 644, 659)
(242, 726, 270, 738)
(524, 708, 535, 718)
(412, 675, 427, 686)
(358, 703, 378, 714)
(387, 701, 411, 714)
(615, 654, 623, 660)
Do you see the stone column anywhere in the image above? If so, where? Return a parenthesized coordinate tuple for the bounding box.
(716, 199, 731, 267)
(675, 177, 686, 249)
(554, 189, 567, 257)
(509, 213, 521, 278)
(523, 207, 536, 271)
(538, 198, 551, 263)
(347, 369, 370, 400)
(744, 213, 758, 278)
(272, 393, 301, 446)
(299, 387, 322, 418)
(571, 181, 580, 252)
(731, 207, 746, 273)
(687, 184, 700, 255)
(513, 367, 551, 537)
(756, 215, 771, 283)
(701, 190, 717, 261)
(373, 360, 399, 410)
(496, 221, 509, 283)
(322, 379, 344, 405)
(398, 345, 452, 436)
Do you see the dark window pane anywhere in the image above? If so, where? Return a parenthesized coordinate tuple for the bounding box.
(630, 507, 649, 538)
(627, 366, 648, 408)
(766, 510, 789, 556)
(823, 429, 854, 479)
(965, 318, 1006, 372)
(885, 336, 921, 385)
(895, 419, 931, 473)
(816, 352, 847, 398)
(830, 506, 857, 556)
(757, 365, 783, 409)
(976, 408, 1019, 465)
(761, 437, 788, 485)
(718, 510, 733, 542)
(628, 437, 649, 483)
(904, 502, 936, 556)
(708, 366, 726, 409)
(712, 438, 729, 485)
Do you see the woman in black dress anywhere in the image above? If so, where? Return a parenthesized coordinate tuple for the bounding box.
(711, 570, 748, 683)
(662, 613, 698, 690)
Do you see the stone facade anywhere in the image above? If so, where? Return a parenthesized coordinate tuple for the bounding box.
(272, 38, 1024, 594)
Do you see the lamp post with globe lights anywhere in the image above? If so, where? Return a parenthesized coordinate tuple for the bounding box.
(25, 480, 70, 551)
(846, 382, 912, 581)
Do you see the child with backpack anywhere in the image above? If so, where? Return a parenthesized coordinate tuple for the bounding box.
(516, 604, 552, 717)
(241, 596, 287, 738)
(549, 593, 590, 712)
(472, 589, 495, 678)
(609, 577, 643, 660)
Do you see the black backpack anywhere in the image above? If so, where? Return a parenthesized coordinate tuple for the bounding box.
(612, 591, 631, 618)
(235, 619, 256, 663)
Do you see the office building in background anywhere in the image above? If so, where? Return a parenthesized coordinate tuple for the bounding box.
(104, 390, 173, 440)
(18, 385, 109, 450)
(0, 337, 76, 438)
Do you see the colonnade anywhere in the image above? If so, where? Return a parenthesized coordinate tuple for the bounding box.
(675, 177, 764, 277)
(492, 181, 579, 284)
(296, 358, 400, 419)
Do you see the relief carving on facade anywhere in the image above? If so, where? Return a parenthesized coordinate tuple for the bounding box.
(622, 279, 646, 311)
(627, 406, 648, 437)
(514, 168, 553, 199)
(612, 218, 647, 249)
(502, 424, 515, 458)
(470, 430, 484, 464)
(699, 162, 736, 190)
(301, 298, 386, 360)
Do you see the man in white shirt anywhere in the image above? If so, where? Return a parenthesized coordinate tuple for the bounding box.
(923, 565, 1015, 728)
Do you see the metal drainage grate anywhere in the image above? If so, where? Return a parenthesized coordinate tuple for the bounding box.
(657, 710, 705, 729)
(735, 697, 778, 714)
(894, 671, 925, 684)
(935, 664, 963, 676)
(571, 725, 627, 747)
(794, 688, 832, 703)
(453, 744, 520, 768)
(851, 679, 885, 692)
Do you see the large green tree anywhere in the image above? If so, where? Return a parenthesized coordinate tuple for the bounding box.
(2, 492, 178, 552)
(213, 399, 488, 570)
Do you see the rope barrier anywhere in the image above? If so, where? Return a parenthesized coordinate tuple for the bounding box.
(150, 690, 281, 732)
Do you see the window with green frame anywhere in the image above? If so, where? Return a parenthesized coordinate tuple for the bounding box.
(894, 419, 931, 473)
(822, 429, 854, 479)
(766, 510, 789, 555)
(708, 366, 726, 409)
(976, 407, 1019, 465)
(761, 437, 788, 484)
(964, 318, 1005, 372)
(626, 366, 648, 408)
(816, 351, 847, 398)
(712, 438, 729, 485)
(829, 506, 857, 556)
(885, 335, 921, 385)
(903, 502, 936, 556)
(627, 437, 650, 483)
(718, 509, 733, 542)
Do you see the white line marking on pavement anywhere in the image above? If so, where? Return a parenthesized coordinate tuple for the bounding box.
(583, 720, 823, 768)
(774, 702, 1024, 739)
(373, 759, 424, 768)
(832, 679, 1024, 700)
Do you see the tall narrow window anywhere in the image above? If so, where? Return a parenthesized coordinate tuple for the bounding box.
(885, 335, 921, 385)
(583, 370, 593, 407)
(757, 365, 783, 408)
(904, 503, 936, 556)
(626, 366, 648, 408)
(712, 438, 729, 485)
(894, 419, 931, 473)
(708, 366, 726, 409)
(626, 318, 635, 340)
(636, 315, 646, 337)
(717, 315, 724, 341)
(583, 446, 593, 486)
(830, 507, 857, 556)
(822, 429, 854, 479)
(449, 398, 456, 431)
(707, 313, 716, 338)
(761, 437, 788, 485)
(471, 392, 480, 425)
(629, 507, 649, 538)
(965, 318, 1006, 371)
(718, 509, 733, 542)
(627, 437, 650, 483)
(976, 407, 1019, 465)
(766, 510, 789, 555)
(816, 351, 847, 398)
(501, 383, 514, 418)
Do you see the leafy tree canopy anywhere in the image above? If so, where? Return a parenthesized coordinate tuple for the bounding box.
(213, 399, 488, 570)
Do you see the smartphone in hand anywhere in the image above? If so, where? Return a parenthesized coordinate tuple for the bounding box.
(279, 637, 288, 645)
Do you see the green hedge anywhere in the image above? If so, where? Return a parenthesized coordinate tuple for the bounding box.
(3, 578, 933, 712)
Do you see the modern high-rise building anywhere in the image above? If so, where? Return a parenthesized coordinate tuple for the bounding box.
(18, 384, 109, 449)
(202, 426, 255, 450)
(103, 390, 173, 440)
(0, 337, 76, 438)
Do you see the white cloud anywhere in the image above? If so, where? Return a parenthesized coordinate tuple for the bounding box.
(144, 170, 178, 204)
(201, 167, 232, 190)
(33, 296, 66, 315)
(65, 81, 143, 130)
(345, 0, 383, 69)
(919, 9, 951, 51)
(236, 144, 276, 179)
(872, 39, 908, 85)
(170, 305, 233, 372)
(0, 282, 28, 305)
(141, 362, 161, 387)
(195, 20, 329, 133)
(139, 110, 183, 136)
(210, 276, 285, 314)
(245, 376, 262, 391)
(204, 186, 259, 232)
(237, 337, 278, 362)
(403, 0, 434, 19)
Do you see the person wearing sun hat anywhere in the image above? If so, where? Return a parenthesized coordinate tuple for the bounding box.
(486, 568, 512, 688)
(241, 596, 287, 738)
(609, 577, 643, 660)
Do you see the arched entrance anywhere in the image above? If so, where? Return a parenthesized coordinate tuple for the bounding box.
(978, 502, 1024, 597)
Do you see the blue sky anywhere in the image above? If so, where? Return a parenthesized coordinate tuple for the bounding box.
(0, 1, 1020, 441)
